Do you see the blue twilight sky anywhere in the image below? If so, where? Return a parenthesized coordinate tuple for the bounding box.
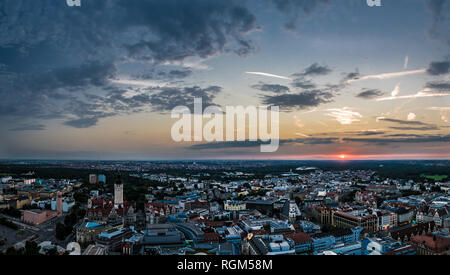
(0, 0, 449, 160)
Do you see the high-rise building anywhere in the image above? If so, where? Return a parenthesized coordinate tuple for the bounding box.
(114, 173, 124, 209)
(89, 174, 98, 184)
(98, 174, 106, 184)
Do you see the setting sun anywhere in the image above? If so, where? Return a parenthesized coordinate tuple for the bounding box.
(338, 154, 347, 159)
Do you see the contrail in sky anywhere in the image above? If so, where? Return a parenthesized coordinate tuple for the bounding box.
(348, 69, 426, 83)
(245, 71, 292, 81)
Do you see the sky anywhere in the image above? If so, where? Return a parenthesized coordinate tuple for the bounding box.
(0, 0, 449, 160)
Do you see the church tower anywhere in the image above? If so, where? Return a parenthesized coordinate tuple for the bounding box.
(114, 172, 124, 209)
(56, 191, 63, 216)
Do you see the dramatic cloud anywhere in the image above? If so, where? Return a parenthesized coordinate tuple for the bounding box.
(356, 89, 385, 99)
(0, 0, 258, 128)
(251, 83, 290, 94)
(341, 71, 360, 83)
(295, 63, 332, 77)
(425, 80, 450, 91)
(63, 117, 102, 129)
(377, 118, 431, 126)
(0, 61, 117, 120)
(427, 60, 450, 75)
(146, 85, 223, 112)
(291, 78, 317, 89)
(0, 0, 257, 64)
(8, 124, 47, 132)
(270, 0, 332, 30)
(261, 90, 333, 110)
(377, 117, 439, 131)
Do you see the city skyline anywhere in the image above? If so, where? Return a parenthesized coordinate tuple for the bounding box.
(0, 0, 449, 160)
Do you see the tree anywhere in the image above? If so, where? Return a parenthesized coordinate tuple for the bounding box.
(24, 241, 40, 255)
(46, 247, 59, 256)
(55, 222, 68, 240)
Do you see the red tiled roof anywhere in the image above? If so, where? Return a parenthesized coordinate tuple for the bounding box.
(411, 234, 450, 253)
(284, 232, 312, 244)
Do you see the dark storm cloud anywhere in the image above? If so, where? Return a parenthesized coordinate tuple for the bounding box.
(427, 60, 450, 75)
(8, 123, 47, 132)
(291, 78, 316, 89)
(251, 83, 291, 93)
(137, 69, 193, 81)
(0, 0, 257, 128)
(425, 80, 450, 91)
(0, 61, 117, 123)
(270, 0, 332, 30)
(341, 70, 360, 82)
(356, 89, 385, 99)
(261, 90, 333, 110)
(63, 117, 101, 129)
(377, 118, 431, 126)
(295, 63, 332, 77)
(147, 85, 223, 112)
(0, 0, 257, 65)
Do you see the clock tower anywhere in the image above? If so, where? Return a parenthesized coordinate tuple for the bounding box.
(114, 172, 124, 209)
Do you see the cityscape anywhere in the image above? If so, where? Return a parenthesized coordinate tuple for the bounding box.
(0, 159, 449, 256)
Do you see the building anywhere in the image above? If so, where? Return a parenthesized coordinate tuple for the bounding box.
(98, 174, 106, 184)
(56, 191, 63, 216)
(114, 174, 124, 209)
(224, 200, 246, 211)
(89, 174, 98, 184)
(22, 209, 59, 225)
(333, 210, 378, 232)
(284, 232, 313, 254)
(143, 224, 185, 245)
(246, 200, 274, 216)
(362, 237, 416, 255)
(86, 196, 135, 224)
(321, 242, 363, 255)
(95, 227, 133, 253)
(411, 230, 450, 255)
(76, 221, 110, 247)
(388, 221, 436, 243)
(247, 234, 296, 255)
(51, 197, 75, 213)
